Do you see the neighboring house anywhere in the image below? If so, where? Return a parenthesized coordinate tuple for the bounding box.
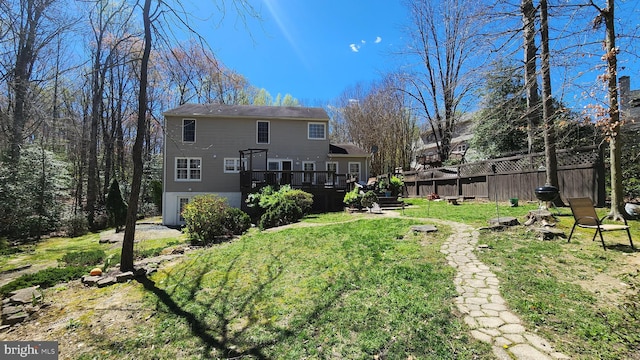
(162, 104, 370, 226)
(620, 76, 640, 131)
(412, 115, 475, 169)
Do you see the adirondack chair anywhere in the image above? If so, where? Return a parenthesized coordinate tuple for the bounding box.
(567, 197, 634, 250)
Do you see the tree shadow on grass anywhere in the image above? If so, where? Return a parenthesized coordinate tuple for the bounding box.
(135, 247, 355, 359)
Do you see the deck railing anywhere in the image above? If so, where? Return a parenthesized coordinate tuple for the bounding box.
(240, 170, 350, 191)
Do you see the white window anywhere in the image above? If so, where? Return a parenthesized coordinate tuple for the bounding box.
(268, 161, 280, 171)
(325, 162, 338, 185)
(175, 157, 201, 181)
(257, 120, 270, 144)
(303, 162, 315, 183)
(348, 162, 361, 181)
(183, 119, 195, 142)
(326, 162, 338, 174)
(308, 123, 326, 140)
(224, 158, 246, 173)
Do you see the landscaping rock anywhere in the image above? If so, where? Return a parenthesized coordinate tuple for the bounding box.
(4, 312, 29, 325)
(2, 305, 23, 318)
(82, 275, 102, 286)
(9, 286, 42, 304)
(488, 217, 519, 227)
(116, 271, 134, 283)
(97, 277, 117, 288)
(411, 225, 438, 233)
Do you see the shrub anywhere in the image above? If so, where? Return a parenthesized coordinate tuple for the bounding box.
(283, 189, 314, 214)
(182, 194, 228, 244)
(223, 207, 252, 235)
(248, 186, 313, 230)
(343, 187, 363, 208)
(259, 200, 303, 230)
(63, 215, 89, 238)
(0, 266, 88, 297)
(182, 194, 251, 244)
(60, 249, 106, 267)
(389, 175, 404, 196)
(0, 237, 20, 256)
(361, 191, 378, 209)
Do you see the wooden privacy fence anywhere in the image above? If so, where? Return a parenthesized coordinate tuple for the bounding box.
(402, 146, 606, 206)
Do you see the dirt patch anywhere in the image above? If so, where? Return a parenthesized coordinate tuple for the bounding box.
(99, 224, 182, 244)
(0, 279, 155, 359)
(572, 251, 640, 305)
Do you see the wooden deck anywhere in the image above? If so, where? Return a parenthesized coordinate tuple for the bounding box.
(240, 170, 351, 212)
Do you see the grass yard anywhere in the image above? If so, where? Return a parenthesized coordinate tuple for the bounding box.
(403, 198, 640, 359)
(77, 216, 493, 359)
(1, 199, 639, 359)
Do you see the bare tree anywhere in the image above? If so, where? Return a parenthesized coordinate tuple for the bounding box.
(120, 0, 152, 272)
(339, 75, 418, 175)
(120, 0, 261, 271)
(589, 0, 626, 220)
(401, 0, 481, 164)
(85, 0, 135, 228)
(0, 0, 73, 163)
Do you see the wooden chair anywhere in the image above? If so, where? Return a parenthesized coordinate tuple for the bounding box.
(567, 197, 634, 250)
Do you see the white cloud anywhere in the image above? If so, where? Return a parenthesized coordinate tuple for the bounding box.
(375, 36, 382, 44)
(350, 43, 360, 52)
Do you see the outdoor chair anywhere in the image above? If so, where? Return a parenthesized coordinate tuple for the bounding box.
(567, 197, 634, 250)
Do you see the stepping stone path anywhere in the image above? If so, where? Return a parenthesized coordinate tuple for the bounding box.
(437, 218, 570, 360)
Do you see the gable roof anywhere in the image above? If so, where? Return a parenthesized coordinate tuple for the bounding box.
(163, 103, 329, 121)
(329, 143, 371, 157)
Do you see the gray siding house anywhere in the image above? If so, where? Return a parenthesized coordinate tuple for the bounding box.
(162, 104, 370, 226)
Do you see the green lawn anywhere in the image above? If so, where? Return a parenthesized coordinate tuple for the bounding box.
(80, 215, 494, 359)
(401, 198, 640, 359)
(4, 199, 640, 359)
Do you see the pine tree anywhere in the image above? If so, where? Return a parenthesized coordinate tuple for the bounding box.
(106, 179, 127, 233)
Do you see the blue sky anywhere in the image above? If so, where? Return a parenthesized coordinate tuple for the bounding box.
(189, 0, 639, 109)
(194, 0, 409, 105)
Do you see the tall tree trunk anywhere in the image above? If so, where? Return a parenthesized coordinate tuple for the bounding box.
(521, 0, 540, 154)
(596, 0, 625, 220)
(9, 0, 43, 164)
(539, 0, 562, 205)
(121, 0, 152, 272)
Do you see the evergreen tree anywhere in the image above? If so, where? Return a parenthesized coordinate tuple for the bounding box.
(106, 179, 127, 233)
(471, 62, 529, 158)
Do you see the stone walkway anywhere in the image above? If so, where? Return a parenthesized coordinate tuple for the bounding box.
(435, 218, 570, 360)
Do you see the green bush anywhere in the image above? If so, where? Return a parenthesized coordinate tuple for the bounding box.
(361, 191, 378, 209)
(389, 175, 404, 196)
(63, 215, 89, 238)
(283, 189, 314, 213)
(247, 186, 313, 230)
(343, 187, 362, 208)
(223, 207, 252, 235)
(0, 266, 88, 297)
(0, 237, 21, 255)
(60, 249, 106, 267)
(182, 194, 251, 245)
(259, 200, 303, 230)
